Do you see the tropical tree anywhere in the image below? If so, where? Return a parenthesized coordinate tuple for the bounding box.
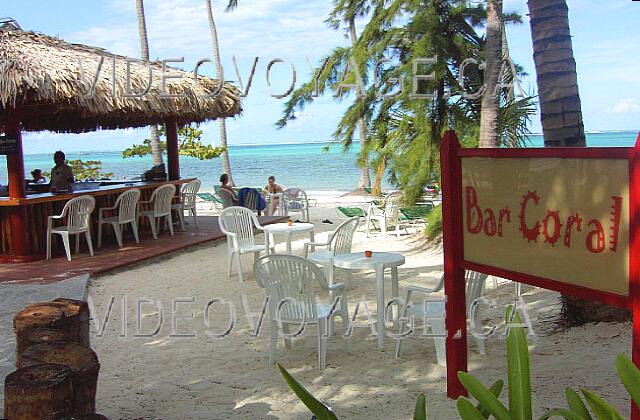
(326, 0, 373, 189)
(528, 0, 628, 325)
(122, 125, 225, 160)
(527, 0, 585, 147)
(207, 0, 234, 186)
(135, 0, 164, 166)
(478, 0, 503, 148)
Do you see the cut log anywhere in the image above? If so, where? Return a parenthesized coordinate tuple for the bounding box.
(24, 300, 86, 346)
(4, 363, 73, 420)
(19, 343, 100, 416)
(15, 327, 73, 359)
(53, 298, 91, 347)
(13, 305, 65, 333)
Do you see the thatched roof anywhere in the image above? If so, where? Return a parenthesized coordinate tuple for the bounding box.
(0, 29, 242, 133)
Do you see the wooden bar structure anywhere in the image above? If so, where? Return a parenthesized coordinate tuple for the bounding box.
(0, 179, 194, 260)
(0, 26, 242, 263)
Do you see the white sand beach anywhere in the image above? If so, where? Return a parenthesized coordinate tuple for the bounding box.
(88, 193, 632, 419)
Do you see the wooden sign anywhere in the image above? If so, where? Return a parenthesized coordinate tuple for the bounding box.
(0, 134, 18, 155)
(462, 157, 629, 296)
(440, 130, 640, 419)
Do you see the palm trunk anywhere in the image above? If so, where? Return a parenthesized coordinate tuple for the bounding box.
(529, 0, 628, 325)
(528, 0, 585, 147)
(372, 156, 387, 197)
(348, 18, 371, 189)
(206, 0, 234, 186)
(136, 0, 163, 166)
(478, 0, 503, 148)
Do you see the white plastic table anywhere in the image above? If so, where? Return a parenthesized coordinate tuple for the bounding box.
(264, 222, 315, 254)
(332, 252, 405, 349)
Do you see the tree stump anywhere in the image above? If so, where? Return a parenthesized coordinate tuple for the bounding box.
(4, 363, 73, 420)
(19, 343, 100, 416)
(23, 300, 88, 347)
(53, 298, 91, 347)
(15, 327, 73, 358)
(13, 305, 65, 333)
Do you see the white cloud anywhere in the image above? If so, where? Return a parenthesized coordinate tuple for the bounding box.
(608, 98, 640, 114)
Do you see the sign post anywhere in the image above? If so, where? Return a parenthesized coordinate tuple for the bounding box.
(440, 130, 640, 418)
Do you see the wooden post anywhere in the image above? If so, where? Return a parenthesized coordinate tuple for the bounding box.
(4, 112, 32, 259)
(19, 342, 100, 416)
(166, 117, 180, 181)
(629, 133, 640, 420)
(4, 364, 74, 419)
(440, 130, 468, 398)
(53, 298, 91, 348)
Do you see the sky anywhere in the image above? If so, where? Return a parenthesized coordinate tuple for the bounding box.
(3, 0, 639, 154)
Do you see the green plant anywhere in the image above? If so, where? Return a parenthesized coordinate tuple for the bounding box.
(278, 363, 426, 419)
(424, 205, 442, 241)
(43, 159, 114, 180)
(278, 307, 640, 419)
(122, 124, 225, 160)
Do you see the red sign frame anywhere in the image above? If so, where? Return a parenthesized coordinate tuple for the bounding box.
(440, 130, 640, 418)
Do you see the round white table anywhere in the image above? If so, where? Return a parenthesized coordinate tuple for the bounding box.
(264, 222, 315, 254)
(332, 252, 405, 349)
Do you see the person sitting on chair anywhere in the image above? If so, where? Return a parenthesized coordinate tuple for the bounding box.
(30, 169, 47, 184)
(264, 175, 284, 214)
(49, 151, 74, 193)
(219, 173, 238, 205)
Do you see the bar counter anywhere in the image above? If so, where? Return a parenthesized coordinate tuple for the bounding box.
(0, 178, 195, 260)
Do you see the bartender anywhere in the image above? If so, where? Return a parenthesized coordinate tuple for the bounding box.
(49, 151, 74, 192)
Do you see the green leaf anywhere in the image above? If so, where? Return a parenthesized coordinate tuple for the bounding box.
(458, 371, 511, 420)
(564, 388, 592, 420)
(581, 389, 623, 420)
(457, 397, 489, 420)
(615, 354, 640, 409)
(505, 305, 533, 420)
(476, 380, 505, 418)
(277, 364, 338, 420)
(538, 408, 589, 420)
(413, 394, 427, 420)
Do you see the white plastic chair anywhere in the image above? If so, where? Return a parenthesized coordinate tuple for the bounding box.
(283, 188, 310, 222)
(138, 184, 176, 240)
(172, 179, 201, 230)
(97, 188, 141, 248)
(217, 188, 235, 209)
(218, 206, 272, 282)
(253, 254, 349, 370)
(365, 191, 403, 238)
(395, 271, 488, 366)
(303, 217, 359, 282)
(46, 195, 96, 261)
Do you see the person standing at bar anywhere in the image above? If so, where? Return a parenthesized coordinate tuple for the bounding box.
(49, 151, 74, 192)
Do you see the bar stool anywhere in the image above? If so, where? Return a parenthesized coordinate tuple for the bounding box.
(46, 195, 96, 261)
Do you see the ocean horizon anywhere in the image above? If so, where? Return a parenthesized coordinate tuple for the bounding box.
(1, 130, 637, 191)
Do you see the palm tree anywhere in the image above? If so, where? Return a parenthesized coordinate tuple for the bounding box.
(529, 0, 629, 325)
(527, 0, 585, 147)
(135, 0, 163, 166)
(206, 0, 234, 186)
(329, 0, 372, 190)
(478, 0, 503, 148)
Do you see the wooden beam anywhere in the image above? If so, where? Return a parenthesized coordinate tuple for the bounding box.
(4, 112, 33, 259)
(165, 117, 180, 181)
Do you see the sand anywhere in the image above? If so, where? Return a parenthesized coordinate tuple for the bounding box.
(88, 192, 632, 419)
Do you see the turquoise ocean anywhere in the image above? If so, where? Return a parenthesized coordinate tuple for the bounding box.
(0, 131, 637, 192)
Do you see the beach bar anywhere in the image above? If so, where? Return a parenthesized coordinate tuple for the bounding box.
(0, 27, 242, 262)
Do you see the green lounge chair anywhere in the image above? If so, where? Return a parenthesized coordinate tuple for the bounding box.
(336, 206, 367, 219)
(197, 192, 223, 211)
